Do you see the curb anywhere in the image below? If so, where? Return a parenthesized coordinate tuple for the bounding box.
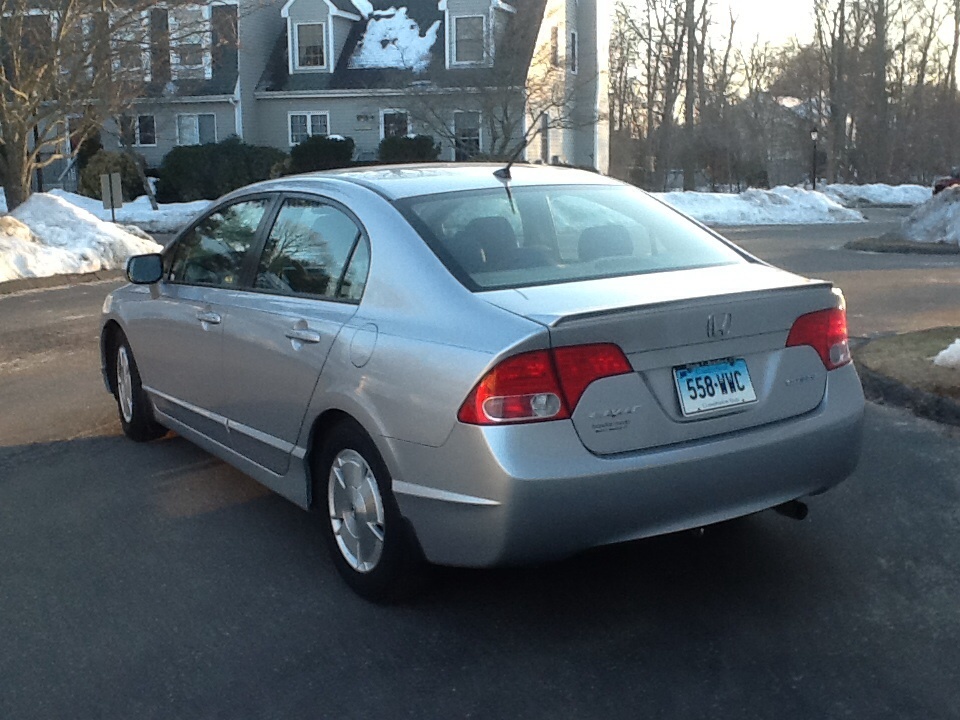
(857, 361, 960, 428)
(0, 269, 125, 297)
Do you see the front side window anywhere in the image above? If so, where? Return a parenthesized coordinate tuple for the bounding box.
(289, 112, 329, 145)
(296, 23, 325, 68)
(398, 185, 747, 291)
(254, 199, 368, 301)
(454, 16, 484, 64)
(454, 111, 481, 161)
(168, 199, 270, 287)
(381, 110, 409, 139)
(177, 113, 216, 145)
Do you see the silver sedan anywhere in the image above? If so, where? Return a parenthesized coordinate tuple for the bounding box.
(101, 164, 864, 600)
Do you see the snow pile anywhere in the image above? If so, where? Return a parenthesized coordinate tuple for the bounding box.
(2, 187, 206, 233)
(349, 7, 440, 72)
(655, 186, 865, 225)
(898, 186, 960, 246)
(934, 339, 960, 369)
(47, 189, 209, 234)
(822, 183, 930, 207)
(0, 193, 161, 282)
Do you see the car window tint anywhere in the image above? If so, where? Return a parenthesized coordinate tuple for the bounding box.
(339, 237, 370, 302)
(548, 195, 651, 262)
(398, 185, 746, 291)
(254, 198, 363, 300)
(168, 200, 269, 287)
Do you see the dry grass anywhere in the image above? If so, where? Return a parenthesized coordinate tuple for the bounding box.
(855, 327, 960, 401)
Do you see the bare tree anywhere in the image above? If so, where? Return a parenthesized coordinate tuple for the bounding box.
(0, 0, 215, 211)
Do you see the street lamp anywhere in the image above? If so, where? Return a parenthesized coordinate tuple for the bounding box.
(810, 127, 819, 191)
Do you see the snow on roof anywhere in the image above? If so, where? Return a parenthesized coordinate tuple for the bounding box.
(348, 6, 441, 73)
(351, 0, 374, 17)
(0, 193, 161, 282)
(899, 186, 960, 246)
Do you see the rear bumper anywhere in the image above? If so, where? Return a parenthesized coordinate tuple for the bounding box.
(388, 363, 865, 567)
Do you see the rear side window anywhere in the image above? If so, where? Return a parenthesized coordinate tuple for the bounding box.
(254, 198, 368, 301)
(168, 199, 269, 287)
(398, 184, 746, 291)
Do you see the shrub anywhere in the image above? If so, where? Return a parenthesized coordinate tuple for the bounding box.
(155, 136, 288, 202)
(78, 150, 145, 201)
(76, 133, 103, 170)
(377, 134, 441, 163)
(287, 135, 356, 174)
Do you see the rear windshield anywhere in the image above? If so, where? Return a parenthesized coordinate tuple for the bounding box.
(396, 184, 747, 291)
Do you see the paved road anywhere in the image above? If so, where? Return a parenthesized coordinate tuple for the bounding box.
(2, 217, 960, 719)
(721, 209, 960, 337)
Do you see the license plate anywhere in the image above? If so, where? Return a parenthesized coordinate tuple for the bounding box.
(673, 358, 757, 416)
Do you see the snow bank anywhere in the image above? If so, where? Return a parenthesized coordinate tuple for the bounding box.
(349, 7, 440, 72)
(934, 339, 960, 369)
(898, 186, 960, 246)
(0, 193, 161, 282)
(655, 186, 865, 225)
(822, 183, 930, 207)
(47, 190, 209, 234)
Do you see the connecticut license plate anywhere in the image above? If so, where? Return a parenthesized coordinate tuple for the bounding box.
(673, 358, 757, 416)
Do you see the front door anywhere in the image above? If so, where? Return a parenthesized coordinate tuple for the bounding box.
(134, 197, 273, 446)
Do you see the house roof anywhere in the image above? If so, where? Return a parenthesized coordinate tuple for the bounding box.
(257, 0, 546, 95)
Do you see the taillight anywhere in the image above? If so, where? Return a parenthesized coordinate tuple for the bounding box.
(786, 307, 851, 370)
(458, 344, 632, 425)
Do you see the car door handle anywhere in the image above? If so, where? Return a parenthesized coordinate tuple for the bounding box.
(285, 328, 322, 344)
(196, 311, 222, 325)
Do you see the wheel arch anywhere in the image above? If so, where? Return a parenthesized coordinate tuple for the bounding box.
(100, 320, 125, 394)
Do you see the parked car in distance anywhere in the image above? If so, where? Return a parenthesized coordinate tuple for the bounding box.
(933, 168, 960, 195)
(101, 164, 865, 601)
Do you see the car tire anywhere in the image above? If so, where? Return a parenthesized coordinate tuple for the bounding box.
(113, 333, 166, 442)
(316, 420, 424, 602)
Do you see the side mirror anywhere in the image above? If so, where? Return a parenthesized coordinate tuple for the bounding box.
(126, 254, 164, 285)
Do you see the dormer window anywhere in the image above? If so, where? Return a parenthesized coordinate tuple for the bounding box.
(453, 16, 485, 64)
(295, 22, 325, 69)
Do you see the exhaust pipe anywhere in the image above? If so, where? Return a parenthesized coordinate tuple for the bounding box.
(774, 499, 809, 521)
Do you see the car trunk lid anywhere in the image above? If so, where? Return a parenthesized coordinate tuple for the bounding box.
(480, 263, 840, 455)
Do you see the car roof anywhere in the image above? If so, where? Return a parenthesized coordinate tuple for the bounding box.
(246, 163, 623, 201)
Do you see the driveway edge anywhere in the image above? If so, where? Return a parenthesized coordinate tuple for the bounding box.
(857, 362, 960, 428)
(0, 270, 124, 297)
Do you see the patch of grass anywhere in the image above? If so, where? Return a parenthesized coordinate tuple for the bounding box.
(855, 327, 960, 401)
(845, 235, 960, 254)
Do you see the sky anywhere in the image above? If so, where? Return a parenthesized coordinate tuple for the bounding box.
(713, 0, 815, 47)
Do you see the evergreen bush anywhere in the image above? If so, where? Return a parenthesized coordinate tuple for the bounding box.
(377, 134, 441, 163)
(78, 150, 145, 201)
(154, 137, 287, 202)
(287, 135, 356, 174)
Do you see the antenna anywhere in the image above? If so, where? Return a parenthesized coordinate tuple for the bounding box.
(493, 142, 528, 181)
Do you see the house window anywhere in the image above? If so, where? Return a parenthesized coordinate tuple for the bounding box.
(296, 23, 325, 69)
(569, 31, 578, 73)
(171, 5, 208, 80)
(120, 115, 157, 147)
(289, 112, 329, 145)
(177, 113, 217, 145)
(550, 26, 559, 67)
(454, 16, 485, 64)
(381, 110, 409, 139)
(454, 111, 481, 161)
